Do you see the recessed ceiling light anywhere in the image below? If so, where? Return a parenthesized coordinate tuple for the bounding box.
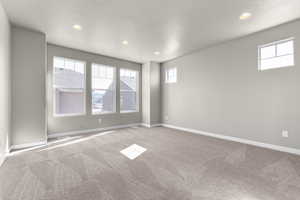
(240, 12, 252, 20)
(154, 51, 160, 55)
(122, 40, 129, 45)
(73, 24, 82, 30)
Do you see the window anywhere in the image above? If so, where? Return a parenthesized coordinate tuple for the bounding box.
(120, 69, 139, 112)
(258, 38, 294, 71)
(165, 67, 177, 83)
(53, 57, 86, 116)
(92, 64, 116, 114)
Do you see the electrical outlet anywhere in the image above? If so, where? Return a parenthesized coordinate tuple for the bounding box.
(282, 130, 289, 138)
(165, 115, 169, 121)
(98, 119, 102, 124)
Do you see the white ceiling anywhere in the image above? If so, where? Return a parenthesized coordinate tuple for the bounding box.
(1, 0, 300, 63)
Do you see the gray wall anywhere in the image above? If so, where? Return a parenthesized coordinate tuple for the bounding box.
(0, 2, 10, 164)
(47, 44, 142, 135)
(11, 26, 46, 146)
(149, 62, 161, 125)
(161, 19, 300, 150)
(142, 62, 150, 125)
(142, 62, 161, 126)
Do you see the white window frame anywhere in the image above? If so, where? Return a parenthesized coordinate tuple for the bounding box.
(165, 67, 177, 83)
(120, 68, 139, 113)
(91, 63, 117, 115)
(258, 37, 295, 71)
(53, 56, 86, 117)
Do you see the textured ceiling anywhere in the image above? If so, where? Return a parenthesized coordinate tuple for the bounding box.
(1, 0, 300, 63)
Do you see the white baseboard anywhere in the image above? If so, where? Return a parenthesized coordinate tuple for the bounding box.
(162, 124, 300, 156)
(10, 141, 47, 151)
(151, 124, 162, 127)
(7, 146, 12, 153)
(0, 155, 5, 167)
(0, 147, 13, 166)
(9, 123, 299, 157)
(141, 123, 162, 128)
(141, 123, 151, 128)
(48, 123, 142, 139)
(8, 123, 142, 153)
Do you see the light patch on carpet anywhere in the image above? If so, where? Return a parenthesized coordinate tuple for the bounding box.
(120, 144, 147, 160)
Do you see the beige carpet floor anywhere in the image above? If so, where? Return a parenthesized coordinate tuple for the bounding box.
(1, 126, 300, 200)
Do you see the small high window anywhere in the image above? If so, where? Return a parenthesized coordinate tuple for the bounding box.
(258, 38, 294, 71)
(165, 67, 177, 83)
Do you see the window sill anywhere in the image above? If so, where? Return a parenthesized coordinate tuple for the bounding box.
(53, 113, 86, 118)
(259, 64, 295, 71)
(92, 111, 116, 115)
(165, 81, 177, 84)
(120, 110, 139, 114)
